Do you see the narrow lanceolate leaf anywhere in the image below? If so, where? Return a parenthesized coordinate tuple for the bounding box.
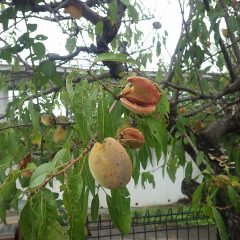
(185, 161, 193, 182)
(227, 185, 239, 210)
(211, 207, 228, 240)
(63, 174, 87, 240)
(91, 194, 99, 222)
(147, 117, 168, 158)
(106, 187, 131, 235)
(20, 189, 58, 240)
(29, 100, 40, 130)
(47, 222, 68, 240)
(81, 157, 95, 196)
(157, 91, 169, 115)
(73, 81, 90, 145)
(97, 90, 113, 139)
(0, 171, 19, 223)
(94, 53, 127, 63)
(192, 183, 204, 211)
(30, 162, 56, 188)
(52, 148, 70, 165)
(66, 73, 75, 105)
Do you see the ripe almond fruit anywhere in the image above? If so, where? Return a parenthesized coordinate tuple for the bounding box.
(65, 2, 82, 19)
(53, 126, 67, 143)
(88, 137, 132, 189)
(41, 114, 53, 126)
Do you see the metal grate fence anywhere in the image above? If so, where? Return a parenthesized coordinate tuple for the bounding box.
(87, 208, 216, 240)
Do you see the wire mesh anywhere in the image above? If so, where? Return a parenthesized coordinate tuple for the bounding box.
(87, 207, 216, 240)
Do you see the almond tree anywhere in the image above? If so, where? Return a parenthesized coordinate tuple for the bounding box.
(0, 1, 240, 239)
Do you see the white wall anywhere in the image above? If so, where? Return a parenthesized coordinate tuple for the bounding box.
(0, 90, 8, 118)
(87, 151, 202, 208)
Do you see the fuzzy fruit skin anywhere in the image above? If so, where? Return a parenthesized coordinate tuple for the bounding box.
(88, 137, 132, 189)
(41, 114, 53, 126)
(65, 2, 82, 18)
(120, 76, 161, 115)
(119, 128, 144, 149)
(53, 126, 67, 143)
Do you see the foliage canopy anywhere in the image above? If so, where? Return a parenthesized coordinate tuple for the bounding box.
(0, 0, 240, 239)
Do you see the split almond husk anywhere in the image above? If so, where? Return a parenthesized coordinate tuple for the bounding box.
(120, 76, 161, 115)
(119, 127, 144, 149)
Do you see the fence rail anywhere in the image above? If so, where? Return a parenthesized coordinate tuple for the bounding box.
(87, 207, 216, 240)
(0, 207, 216, 240)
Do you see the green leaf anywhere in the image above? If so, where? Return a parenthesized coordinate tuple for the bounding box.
(132, 152, 140, 185)
(65, 37, 77, 54)
(97, 89, 114, 139)
(127, 5, 139, 22)
(18, 32, 33, 48)
(106, 187, 131, 235)
(30, 162, 56, 188)
(137, 144, 149, 169)
(141, 171, 155, 189)
(147, 117, 168, 158)
(81, 157, 95, 195)
(196, 151, 205, 167)
(94, 53, 127, 63)
(28, 99, 40, 130)
(52, 148, 70, 165)
(211, 207, 228, 240)
(108, 0, 118, 23)
(91, 194, 99, 222)
(227, 16, 239, 32)
(227, 185, 239, 210)
(47, 222, 68, 240)
(157, 91, 169, 114)
(64, 174, 83, 201)
(73, 81, 91, 145)
(38, 60, 56, 77)
(95, 21, 103, 36)
(0, 171, 19, 223)
(0, 46, 12, 63)
(32, 42, 46, 58)
(192, 183, 204, 211)
(185, 161, 193, 182)
(167, 156, 177, 182)
(1, 7, 16, 31)
(63, 174, 87, 240)
(120, 0, 131, 5)
(20, 189, 58, 240)
(0, 155, 12, 176)
(66, 73, 75, 105)
(27, 23, 37, 32)
(35, 34, 48, 41)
